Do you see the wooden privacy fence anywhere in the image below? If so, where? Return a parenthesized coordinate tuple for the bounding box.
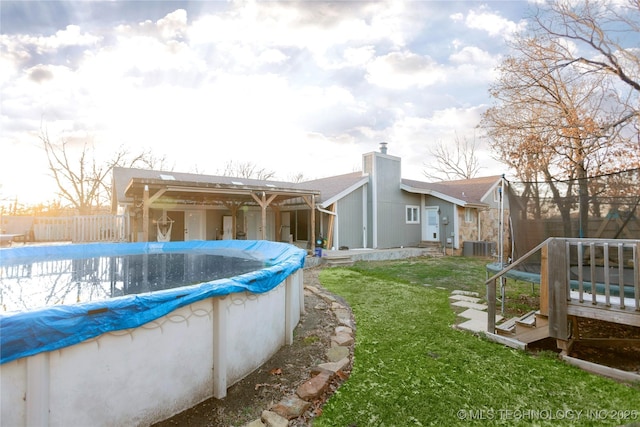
(32, 215, 129, 243)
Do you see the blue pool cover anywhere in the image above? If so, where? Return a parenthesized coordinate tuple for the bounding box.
(0, 240, 306, 364)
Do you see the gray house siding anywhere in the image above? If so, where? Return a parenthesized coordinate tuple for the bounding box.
(398, 192, 422, 246)
(335, 186, 365, 249)
(363, 151, 422, 249)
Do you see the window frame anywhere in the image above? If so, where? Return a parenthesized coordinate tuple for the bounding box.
(464, 207, 474, 223)
(406, 205, 420, 224)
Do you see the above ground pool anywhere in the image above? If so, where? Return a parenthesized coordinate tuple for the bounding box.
(0, 240, 306, 364)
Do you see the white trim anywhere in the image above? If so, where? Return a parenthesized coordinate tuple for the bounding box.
(464, 207, 473, 223)
(320, 176, 369, 208)
(334, 204, 339, 249)
(422, 205, 440, 242)
(453, 205, 459, 249)
(481, 177, 504, 203)
(371, 166, 378, 249)
(400, 184, 487, 208)
(362, 183, 368, 248)
(406, 205, 420, 224)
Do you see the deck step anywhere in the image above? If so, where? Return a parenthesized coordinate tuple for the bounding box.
(495, 317, 520, 335)
(514, 324, 550, 344)
(515, 310, 538, 328)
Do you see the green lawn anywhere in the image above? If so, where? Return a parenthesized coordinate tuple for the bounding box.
(313, 257, 640, 427)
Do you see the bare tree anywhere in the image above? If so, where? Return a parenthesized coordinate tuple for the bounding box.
(534, 0, 640, 95)
(219, 160, 276, 181)
(531, 0, 640, 148)
(40, 129, 168, 214)
(287, 172, 306, 183)
(423, 134, 482, 181)
(481, 29, 640, 235)
(482, 1, 640, 181)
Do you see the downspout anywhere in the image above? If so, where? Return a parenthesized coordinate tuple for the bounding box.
(477, 207, 481, 241)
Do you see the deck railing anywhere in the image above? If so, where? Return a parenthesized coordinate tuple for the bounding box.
(486, 238, 640, 348)
(560, 239, 640, 334)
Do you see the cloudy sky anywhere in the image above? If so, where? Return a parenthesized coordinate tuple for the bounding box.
(0, 0, 533, 206)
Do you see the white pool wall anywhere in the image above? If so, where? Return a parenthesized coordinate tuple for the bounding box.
(0, 269, 303, 426)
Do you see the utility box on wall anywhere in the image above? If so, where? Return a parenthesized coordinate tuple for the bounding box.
(463, 241, 496, 257)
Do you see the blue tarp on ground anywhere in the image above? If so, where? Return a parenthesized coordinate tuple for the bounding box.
(0, 240, 306, 364)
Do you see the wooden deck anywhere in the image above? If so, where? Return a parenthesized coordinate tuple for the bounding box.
(487, 238, 640, 353)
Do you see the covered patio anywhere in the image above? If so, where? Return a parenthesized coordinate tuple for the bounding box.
(114, 169, 321, 250)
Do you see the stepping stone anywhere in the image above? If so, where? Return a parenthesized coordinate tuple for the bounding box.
(452, 290, 480, 297)
(457, 318, 489, 333)
(451, 300, 488, 311)
(458, 308, 503, 323)
(449, 294, 482, 303)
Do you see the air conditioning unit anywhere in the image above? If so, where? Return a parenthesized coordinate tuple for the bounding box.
(463, 241, 496, 257)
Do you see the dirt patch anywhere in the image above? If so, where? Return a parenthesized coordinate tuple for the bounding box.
(567, 318, 640, 374)
(501, 294, 640, 375)
(153, 267, 345, 427)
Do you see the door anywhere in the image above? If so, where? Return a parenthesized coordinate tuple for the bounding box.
(185, 211, 205, 241)
(422, 206, 439, 242)
(222, 216, 233, 240)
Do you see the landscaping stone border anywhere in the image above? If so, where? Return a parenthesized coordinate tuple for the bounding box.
(242, 284, 355, 427)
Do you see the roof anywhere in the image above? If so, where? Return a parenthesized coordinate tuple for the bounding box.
(296, 172, 368, 207)
(112, 167, 319, 208)
(401, 175, 502, 207)
(113, 166, 502, 210)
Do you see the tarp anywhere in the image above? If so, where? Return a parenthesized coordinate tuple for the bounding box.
(0, 240, 306, 364)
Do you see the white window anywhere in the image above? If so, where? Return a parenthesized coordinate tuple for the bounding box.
(465, 207, 474, 223)
(493, 187, 501, 202)
(406, 205, 419, 224)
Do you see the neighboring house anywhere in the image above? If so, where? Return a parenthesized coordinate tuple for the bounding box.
(112, 143, 508, 255)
